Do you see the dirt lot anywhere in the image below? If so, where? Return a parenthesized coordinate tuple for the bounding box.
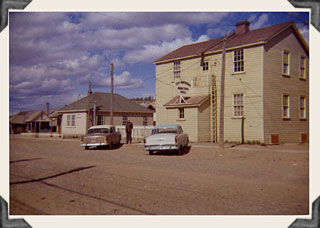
(9, 135, 309, 215)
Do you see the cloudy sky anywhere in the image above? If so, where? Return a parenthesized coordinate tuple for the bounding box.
(9, 11, 309, 115)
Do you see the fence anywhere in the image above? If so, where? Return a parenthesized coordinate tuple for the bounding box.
(116, 126, 153, 140)
(19, 125, 154, 140)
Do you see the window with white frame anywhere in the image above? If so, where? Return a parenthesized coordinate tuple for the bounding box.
(300, 96, 306, 119)
(283, 50, 290, 75)
(283, 94, 290, 118)
(234, 49, 244, 72)
(122, 115, 128, 125)
(67, 114, 76, 127)
(202, 61, 209, 71)
(143, 116, 148, 126)
(300, 56, 306, 79)
(174, 61, 180, 79)
(97, 115, 104, 125)
(233, 94, 244, 117)
(179, 108, 184, 119)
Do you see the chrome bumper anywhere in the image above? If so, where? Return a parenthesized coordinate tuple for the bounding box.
(144, 144, 179, 151)
(80, 143, 108, 147)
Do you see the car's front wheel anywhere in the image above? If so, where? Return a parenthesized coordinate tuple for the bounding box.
(85, 146, 89, 150)
(149, 150, 154, 155)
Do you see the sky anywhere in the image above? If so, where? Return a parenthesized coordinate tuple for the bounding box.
(9, 11, 309, 115)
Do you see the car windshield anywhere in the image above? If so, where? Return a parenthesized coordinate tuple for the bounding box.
(152, 128, 178, 134)
(88, 128, 109, 134)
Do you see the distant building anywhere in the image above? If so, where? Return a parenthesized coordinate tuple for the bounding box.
(10, 110, 52, 134)
(133, 99, 156, 125)
(57, 91, 154, 137)
(154, 21, 309, 144)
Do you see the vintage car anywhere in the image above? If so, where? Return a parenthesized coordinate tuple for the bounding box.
(144, 124, 189, 155)
(80, 125, 121, 150)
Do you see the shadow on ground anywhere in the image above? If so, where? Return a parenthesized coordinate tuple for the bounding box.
(148, 146, 192, 156)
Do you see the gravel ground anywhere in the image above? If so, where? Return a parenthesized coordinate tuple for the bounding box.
(9, 135, 309, 215)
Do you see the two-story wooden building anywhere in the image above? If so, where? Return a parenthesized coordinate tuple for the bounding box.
(155, 21, 309, 144)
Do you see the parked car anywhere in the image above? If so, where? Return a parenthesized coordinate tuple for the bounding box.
(80, 125, 121, 150)
(144, 124, 189, 155)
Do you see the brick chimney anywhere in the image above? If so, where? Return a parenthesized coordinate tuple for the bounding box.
(236, 20, 250, 35)
(45, 102, 49, 115)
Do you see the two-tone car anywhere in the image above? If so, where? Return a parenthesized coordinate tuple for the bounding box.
(144, 124, 189, 155)
(80, 125, 121, 150)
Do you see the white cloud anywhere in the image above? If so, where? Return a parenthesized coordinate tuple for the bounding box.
(297, 23, 309, 44)
(79, 71, 144, 90)
(250, 14, 269, 30)
(123, 35, 210, 64)
(247, 14, 258, 23)
(8, 12, 232, 114)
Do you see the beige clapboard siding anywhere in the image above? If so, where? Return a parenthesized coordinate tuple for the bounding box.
(263, 27, 309, 143)
(166, 107, 198, 142)
(155, 26, 308, 144)
(223, 46, 264, 142)
(61, 112, 87, 136)
(155, 62, 175, 124)
(198, 98, 211, 142)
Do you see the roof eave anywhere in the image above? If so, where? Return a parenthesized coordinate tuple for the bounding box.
(165, 104, 201, 108)
(164, 95, 210, 108)
(56, 109, 88, 113)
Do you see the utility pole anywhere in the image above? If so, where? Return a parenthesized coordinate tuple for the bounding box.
(219, 35, 227, 149)
(87, 82, 92, 131)
(93, 102, 96, 126)
(110, 63, 114, 125)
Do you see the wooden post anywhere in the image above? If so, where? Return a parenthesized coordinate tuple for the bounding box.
(241, 116, 245, 144)
(110, 63, 114, 126)
(87, 82, 92, 131)
(219, 35, 227, 149)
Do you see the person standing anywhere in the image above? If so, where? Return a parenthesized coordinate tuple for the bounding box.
(125, 119, 133, 144)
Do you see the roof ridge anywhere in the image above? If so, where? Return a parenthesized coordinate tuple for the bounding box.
(155, 21, 297, 63)
(175, 21, 293, 50)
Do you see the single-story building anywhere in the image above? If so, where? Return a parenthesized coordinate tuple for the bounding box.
(57, 91, 154, 137)
(10, 110, 53, 134)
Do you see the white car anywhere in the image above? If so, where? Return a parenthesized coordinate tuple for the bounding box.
(144, 124, 189, 155)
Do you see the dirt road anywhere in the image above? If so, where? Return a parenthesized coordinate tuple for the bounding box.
(9, 136, 309, 215)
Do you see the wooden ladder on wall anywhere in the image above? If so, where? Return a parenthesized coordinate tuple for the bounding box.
(211, 75, 218, 143)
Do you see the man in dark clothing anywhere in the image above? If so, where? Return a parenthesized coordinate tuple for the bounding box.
(125, 119, 133, 144)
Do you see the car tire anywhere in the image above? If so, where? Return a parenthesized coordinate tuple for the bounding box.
(85, 146, 89, 150)
(149, 150, 154, 155)
(178, 147, 183, 155)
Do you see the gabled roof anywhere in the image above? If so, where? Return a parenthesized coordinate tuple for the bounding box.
(164, 95, 209, 107)
(10, 110, 46, 124)
(57, 92, 154, 114)
(155, 21, 308, 63)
